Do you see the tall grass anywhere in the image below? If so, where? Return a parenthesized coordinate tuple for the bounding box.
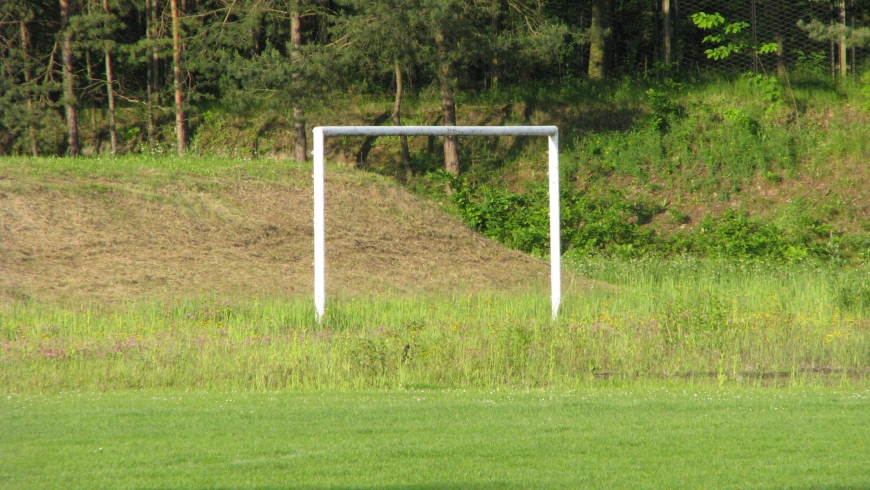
(2, 259, 868, 392)
(567, 256, 870, 320)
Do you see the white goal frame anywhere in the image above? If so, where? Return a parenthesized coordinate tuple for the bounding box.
(312, 125, 561, 321)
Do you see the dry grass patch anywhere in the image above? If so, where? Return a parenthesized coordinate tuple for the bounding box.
(0, 157, 587, 304)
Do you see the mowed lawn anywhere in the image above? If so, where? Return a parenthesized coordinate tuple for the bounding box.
(2, 389, 869, 489)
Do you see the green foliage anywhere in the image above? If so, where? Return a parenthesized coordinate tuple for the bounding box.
(447, 173, 865, 263)
(332, 0, 427, 81)
(0, 0, 864, 157)
(742, 73, 783, 108)
(794, 49, 829, 76)
(449, 178, 660, 258)
(450, 180, 552, 255)
(69, 9, 123, 52)
(561, 190, 662, 256)
(691, 11, 779, 60)
(645, 79, 684, 132)
(694, 210, 788, 259)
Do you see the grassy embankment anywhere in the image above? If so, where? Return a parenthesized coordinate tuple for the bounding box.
(193, 74, 870, 261)
(51, 73, 870, 259)
(1, 156, 869, 392)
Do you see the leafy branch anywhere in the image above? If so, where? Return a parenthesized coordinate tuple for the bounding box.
(691, 12, 777, 61)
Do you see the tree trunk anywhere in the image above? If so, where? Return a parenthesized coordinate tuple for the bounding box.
(491, 0, 501, 89)
(770, 0, 785, 75)
(104, 0, 118, 156)
(21, 20, 38, 157)
(151, 0, 161, 105)
(751, 0, 758, 73)
(146, 0, 156, 149)
(393, 60, 411, 176)
(662, 0, 671, 65)
(171, 0, 185, 156)
(851, 0, 856, 75)
(578, 2, 585, 75)
(293, 106, 307, 162)
(829, 2, 835, 80)
(838, 0, 847, 78)
(86, 50, 101, 153)
(60, 0, 79, 156)
(291, 2, 307, 162)
(672, 0, 680, 64)
(588, 0, 609, 80)
(434, 29, 459, 175)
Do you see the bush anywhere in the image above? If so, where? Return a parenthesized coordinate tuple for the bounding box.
(449, 176, 867, 263)
(450, 178, 662, 258)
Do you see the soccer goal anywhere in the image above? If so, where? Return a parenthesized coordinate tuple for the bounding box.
(312, 125, 561, 321)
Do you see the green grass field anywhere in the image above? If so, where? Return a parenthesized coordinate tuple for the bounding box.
(3, 389, 869, 489)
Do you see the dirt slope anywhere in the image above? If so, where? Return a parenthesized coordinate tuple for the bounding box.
(0, 162, 566, 304)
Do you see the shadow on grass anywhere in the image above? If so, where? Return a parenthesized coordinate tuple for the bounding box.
(759, 487, 870, 490)
(139, 485, 870, 490)
(138, 485, 512, 490)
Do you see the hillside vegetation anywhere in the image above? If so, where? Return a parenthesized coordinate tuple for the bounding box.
(4, 0, 870, 262)
(188, 75, 870, 263)
(5, 72, 870, 271)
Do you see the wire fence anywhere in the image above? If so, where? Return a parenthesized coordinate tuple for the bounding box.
(675, 0, 867, 77)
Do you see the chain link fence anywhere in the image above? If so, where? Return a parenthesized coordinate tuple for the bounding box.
(674, 0, 868, 77)
(567, 1, 869, 78)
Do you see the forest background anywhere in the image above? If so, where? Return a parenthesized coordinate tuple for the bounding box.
(3, 0, 870, 264)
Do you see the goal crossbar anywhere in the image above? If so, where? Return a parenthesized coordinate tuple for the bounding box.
(315, 125, 558, 137)
(312, 125, 561, 321)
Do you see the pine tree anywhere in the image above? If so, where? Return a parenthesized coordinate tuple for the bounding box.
(334, 0, 570, 174)
(333, 0, 421, 173)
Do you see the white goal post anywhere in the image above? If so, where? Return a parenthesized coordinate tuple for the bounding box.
(312, 125, 561, 321)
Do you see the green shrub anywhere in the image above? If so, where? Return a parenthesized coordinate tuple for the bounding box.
(450, 177, 662, 258)
(693, 210, 787, 259)
(449, 176, 867, 263)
